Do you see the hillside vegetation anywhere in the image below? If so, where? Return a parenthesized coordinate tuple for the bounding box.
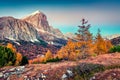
(0, 19, 120, 80)
(0, 43, 28, 67)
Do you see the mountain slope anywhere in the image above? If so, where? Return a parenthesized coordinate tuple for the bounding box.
(22, 10, 66, 46)
(104, 34, 120, 40)
(0, 17, 40, 42)
(0, 53, 120, 80)
(0, 11, 66, 59)
(111, 36, 120, 45)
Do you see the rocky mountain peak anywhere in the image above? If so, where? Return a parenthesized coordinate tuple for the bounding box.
(22, 11, 50, 32)
(0, 11, 66, 46)
(31, 10, 41, 15)
(22, 11, 66, 45)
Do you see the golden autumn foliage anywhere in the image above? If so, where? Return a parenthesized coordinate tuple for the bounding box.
(56, 19, 94, 60)
(68, 52, 77, 61)
(56, 19, 113, 61)
(44, 50, 53, 61)
(94, 29, 113, 55)
(75, 19, 94, 58)
(28, 50, 53, 64)
(39, 57, 45, 62)
(28, 60, 33, 64)
(105, 40, 113, 51)
(57, 40, 81, 60)
(15, 52, 23, 65)
(7, 43, 16, 53)
(57, 50, 64, 59)
(6, 43, 27, 65)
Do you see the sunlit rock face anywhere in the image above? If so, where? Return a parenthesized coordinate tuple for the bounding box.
(0, 17, 39, 42)
(22, 10, 66, 46)
(22, 10, 51, 32)
(0, 10, 66, 46)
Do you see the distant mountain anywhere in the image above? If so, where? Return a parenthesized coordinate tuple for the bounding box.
(111, 36, 120, 46)
(64, 32, 76, 40)
(104, 34, 120, 45)
(104, 34, 120, 40)
(0, 10, 67, 59)
(0, 10, 66, 46)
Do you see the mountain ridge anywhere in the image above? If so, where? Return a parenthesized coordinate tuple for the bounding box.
(0, 10, 66, 46)
(22, 10, 66, 46)
(0, 16, 40, 42)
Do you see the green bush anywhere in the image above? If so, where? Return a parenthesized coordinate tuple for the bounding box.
(0, 46, 16, 67)
(109, 45, 120, 53)
(20, 56, 28, 65)
(46, 57, 62, 63)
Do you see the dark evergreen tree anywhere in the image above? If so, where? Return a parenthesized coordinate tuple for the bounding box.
(20, 56, 28, 65)
(0, 46, 16, 67)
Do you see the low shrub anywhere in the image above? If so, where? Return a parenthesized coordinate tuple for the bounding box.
(46, 57, 62, 63)
(109, 45, 120, 53)
(73, 63, 105, 80)
(73, 63, 120, 80)
(20, 56, 28, 65)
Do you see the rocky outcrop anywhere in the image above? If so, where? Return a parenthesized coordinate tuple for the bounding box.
(61, 69, 74, 80)
(0, 17, 40, 42)
(0, 66, 47, 80)
(111, 36, 120, 45)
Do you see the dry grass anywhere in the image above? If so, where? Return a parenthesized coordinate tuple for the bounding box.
(1, 53, 120, 80)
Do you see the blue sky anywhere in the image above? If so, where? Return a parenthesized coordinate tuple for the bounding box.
(0, 0, 120, 36)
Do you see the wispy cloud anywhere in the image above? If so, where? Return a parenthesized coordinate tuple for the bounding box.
(44, 7, 120, 26)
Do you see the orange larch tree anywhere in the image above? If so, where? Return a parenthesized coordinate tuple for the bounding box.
(7, 43, 16, 53)
(15, 52, 23, 65)
(45, 50, 53, 61)
(94, 29, 112, 55)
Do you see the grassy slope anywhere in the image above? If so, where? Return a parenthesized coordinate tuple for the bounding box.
(1, 53, 120, 80)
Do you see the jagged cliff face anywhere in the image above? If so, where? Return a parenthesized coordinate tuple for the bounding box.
(0, 11, 66, 46)
(22, 11, 51, 32)
(0, 17, 39, 42)
(22, 11, 66, 45)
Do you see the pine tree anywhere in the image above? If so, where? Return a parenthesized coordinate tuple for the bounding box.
(0, 46, 16, 67)
(75, 19, 93, 58)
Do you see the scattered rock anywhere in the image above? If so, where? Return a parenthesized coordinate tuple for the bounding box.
(61, 69, 74, 80)
(112, 73, 116, 76)
(41, 73, 46, 79)
(62, 74, 67, 80)
(90, 76, 96, 80)
(0, 72, 3, 78)
(9, 68, 16, 71)
(66, 70, 73, 77)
